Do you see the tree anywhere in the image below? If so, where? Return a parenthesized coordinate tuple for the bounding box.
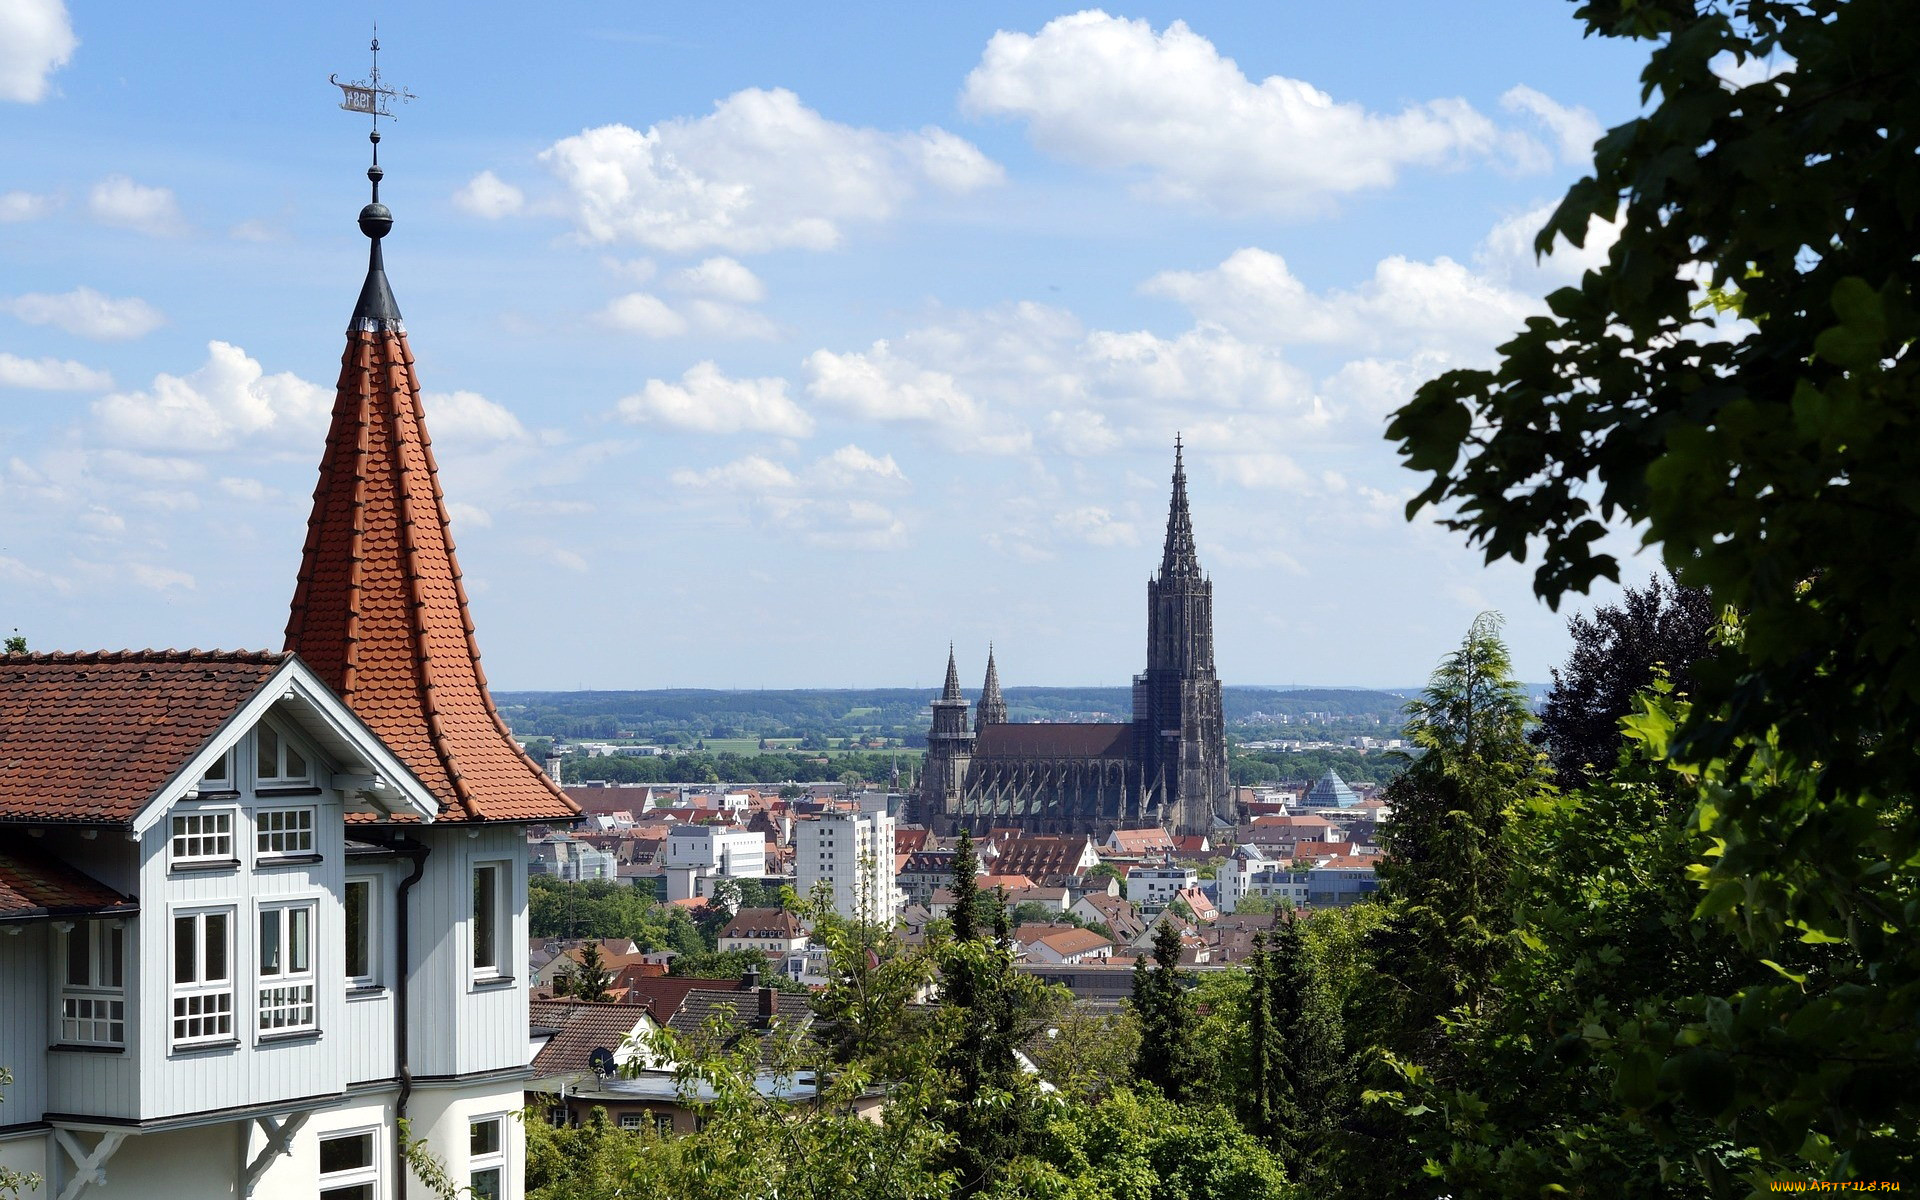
(1385, 0, 1920, 1182)
(561, 941, 615, 1002)
(1258, 915, 1345, 1186)
(1130, 918, 1200, 1102)
(2, 633, 23, 655)
(1533, 574, 1718, 785)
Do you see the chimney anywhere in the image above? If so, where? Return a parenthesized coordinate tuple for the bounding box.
(758, 985, 777, 1023)
(742, 965, 760, 991)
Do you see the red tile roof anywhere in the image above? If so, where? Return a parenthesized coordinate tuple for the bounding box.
(0, 849, 137, 920)
(285, 328, 576, 823)
(0, 650, 286, 823)
(529, 999, 652, 1076)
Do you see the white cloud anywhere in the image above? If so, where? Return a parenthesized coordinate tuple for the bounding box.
(92, 341, 331, 451)
(0, 189, 56, 221)
(672, 445, 910, 549)
(227, 219, 283, 243)
(682, 299, 779, 340)
(1054, 505, 1138, 546)
(128, 563, 195, 591)
(423, 390, 530, 443)
(534, 87, 1000, 253)
(446, 501, 494, 529)
(601, 292, 689, 338)
(672, 454, 798, 492)
(88, 175, 185, 236)
(962, 11, 1508, 216)
(0, 352, 111, 391)
(670, 257, 765, 303)
(1144, 247, 1537, 357)
(804, 343, 1003, 444)
(1711, 50, 1796, 90)
(453, 170, 526, 219)
(617, 361, 814, 436)
(1475, 202, 1623, 292)
(600, 289, 780, 341)
(4, 286, 166, 340)
(0, 0, 76, 103)
(1212, 451, 1312, 492)
(810, 443, 907, 490)
(217, 477, 274, 502)
(1499, 85, 1603, 167)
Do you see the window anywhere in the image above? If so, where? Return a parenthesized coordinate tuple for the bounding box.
(653, 1113, 674, 1136)
(257, 903, 316, 1033)
(255, 723, 311, 786)
(199, 750, 235, 791)
(60, 920, 125, 1045)
(618, 1113, 643, 1130)
(319, 1129, 379, 1200)
(472, 862, 506, 977)
(256, 808, 315, 858)
(171, 909, 233, 1045)
(469, 1116, 504, 1200)
(170, 810, 234, 866)
(344, 878, 375, 985)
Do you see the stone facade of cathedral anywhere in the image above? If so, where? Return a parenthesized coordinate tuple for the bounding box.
(918, 443, 1230, 837)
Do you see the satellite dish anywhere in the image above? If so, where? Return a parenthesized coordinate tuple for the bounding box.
(587, 1047, 615, 1077)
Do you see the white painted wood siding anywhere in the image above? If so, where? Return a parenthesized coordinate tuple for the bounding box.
(406, 825, 529, 1079)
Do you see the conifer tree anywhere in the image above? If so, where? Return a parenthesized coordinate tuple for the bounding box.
(569, 940, 615, 1003)
(1131, 917, 1199, 1101)
(1266, 912, 1345, 1185)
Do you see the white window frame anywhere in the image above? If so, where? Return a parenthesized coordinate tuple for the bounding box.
(256, 901, 317, 1036)
(344, 876, 377, 988)
(468, 1114, 506, 1200)
(58, 919, 126, 1046)
(255, 807, 316, 859)
(471, 861, 509, 980)
(617, 1113, 643, 1130)
(169, 808, 237, 868)
(253, 720, 315, 788)
(198, 748, 237, 793)
(318, 1126, 381, 1200)
(171, 907, 235, 1047)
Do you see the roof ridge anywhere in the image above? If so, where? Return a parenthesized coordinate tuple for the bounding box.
(0, 649, 287, 664)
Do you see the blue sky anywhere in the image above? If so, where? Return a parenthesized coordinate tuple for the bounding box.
(0, 1, 1661, 689)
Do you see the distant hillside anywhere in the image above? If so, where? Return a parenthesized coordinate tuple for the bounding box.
(493, 685, 1410, 742)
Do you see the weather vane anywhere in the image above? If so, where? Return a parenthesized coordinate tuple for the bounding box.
(330, 27, 415, 133)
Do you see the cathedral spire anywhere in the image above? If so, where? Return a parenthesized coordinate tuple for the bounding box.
(976, 643, 1008, 731)
(1159, 434, 1200, 579)
(942, 644, 964, 701)
(284, 88, 574, 824)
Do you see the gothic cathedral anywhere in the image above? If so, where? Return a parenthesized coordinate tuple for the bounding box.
(918, 441, 1230, 837)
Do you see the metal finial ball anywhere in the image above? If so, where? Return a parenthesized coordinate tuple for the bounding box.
(368, 164, 384, 183)
(370, 129, 381, 144)
(359, 202, 393, 240)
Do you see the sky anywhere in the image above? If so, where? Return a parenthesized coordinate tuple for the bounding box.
(0, 1, 1667, 690)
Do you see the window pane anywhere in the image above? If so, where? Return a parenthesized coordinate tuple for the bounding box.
(319, 1188, 373, 1200)
(174, 916, 195, 983)
(204, 912, 228, 981)
(260, 910, 281, 975)
(289, 908, 309, 973)
(345, 882, 369, 978)
(203, 754, 228, 783)
(470, 1118, 500, 1155)
(473, 866, 497, 970)
(285, 743, 307, 778)
(103, 924, 123, 988)
(470, 1167, 502, 1200)
(319, 1132, 373, 1174)
(257, 725, 279, 779)
(67, 924, 90, 987)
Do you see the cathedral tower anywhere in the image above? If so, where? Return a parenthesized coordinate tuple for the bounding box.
(1133, 438, 1229, 834)
(976, 644, 1009, 732)
(919, 646, 974, 831)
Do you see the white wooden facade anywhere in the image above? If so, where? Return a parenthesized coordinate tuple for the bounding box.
(0, 658, 539, 1200)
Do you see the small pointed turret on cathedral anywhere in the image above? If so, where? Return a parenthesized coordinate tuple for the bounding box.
(1159, 434, 1202, 581)
(976, 644, 1009, 732)
(284, 127, 577, 824)
(920, 644, 976, 831)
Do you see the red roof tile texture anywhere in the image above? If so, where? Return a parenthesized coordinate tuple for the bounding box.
(0, 849, 137, 919)
(0, 650, 286, 823)
(285, 328, 577, 823)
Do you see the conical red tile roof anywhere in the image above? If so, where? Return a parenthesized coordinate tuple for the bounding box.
(285, 318, 577, 824)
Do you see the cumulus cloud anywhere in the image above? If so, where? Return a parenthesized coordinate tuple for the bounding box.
(453, 170, 526, 219)
(1475, 202, 1623, 292)
(616, 361, 814, 436)
(670, 257, 765, 303)
(601, 292, 689, 338)
(423, 390, 530, 443)
(962, 11, 1512, 216)
(534, 87, 1001, 253)
(4, 286, 166, 340)
(92, 341, 331, 451)
(0, 0, 76, 103)
(599, 287, 779, 340)
(88, 175, 185, 236)
(0, 352, 111, 391)
(1054, 505, 1138, 546)
(672, 444, 910, 549)
(804, 342, 1025, 454)
(1500, 85, 1603, 166)
(0, 189, 57, 221)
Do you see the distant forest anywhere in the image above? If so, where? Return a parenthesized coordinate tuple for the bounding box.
(494, 685, 1411, 743)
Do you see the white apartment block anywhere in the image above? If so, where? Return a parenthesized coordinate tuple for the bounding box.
(1128, 864, 1200, 914)
(660, 825, 767, 902)
(793, 810, 898, 926)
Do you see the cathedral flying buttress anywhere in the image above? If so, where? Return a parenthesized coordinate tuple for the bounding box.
(918, 440, 1231, 837)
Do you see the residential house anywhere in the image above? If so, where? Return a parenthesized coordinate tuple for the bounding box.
(717, 908, 809, 958)
(1127, 863, 1199, 914)
(1103, 828, 1175, 858)
(1068, 893, 1145, 943)
(1024, 928, 1114, 965)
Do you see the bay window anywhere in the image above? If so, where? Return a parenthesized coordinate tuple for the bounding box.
(60, 919, 125, 1045)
